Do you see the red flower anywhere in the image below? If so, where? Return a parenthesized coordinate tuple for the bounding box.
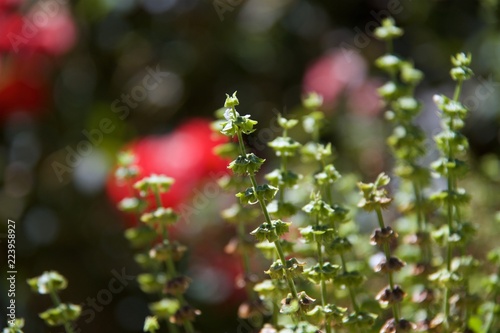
(106, 118, 229, 227)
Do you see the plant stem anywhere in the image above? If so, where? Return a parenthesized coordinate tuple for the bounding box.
(375, 207, 400, 323)
(237, 220, 255, 299)
(443, 79, 463, 332)
(316, 238, 332, 333)
(312, 213, 331, 333)
(339, 253, 360, 313)
(230, 110, 303, 321)
(152, 189, 193, 333)
(48, 290, 74, 333)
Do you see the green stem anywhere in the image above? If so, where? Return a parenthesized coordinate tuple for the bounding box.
(153, 187, 163, 208)
(48, 290, 75, 333)
(237, 221, 254, 299)
(279, 155, 287, 203)
(375, 207, 400, 323)
(387, 40, 394, 57)
(413, 183, 423, 232)
(273, 236, 299, 299)
(339, 253, 360, 312)
(272, 300, 279, 327)
(315, 232, 331, 333)
(232, 107, 305, 322)
(413, 183, 431, 264)
(453, 79, 463, 102)
(237, 132, 302, 319)
(484, 267, 500, 333)
(152, 189, 193, 333)
(323, 178, 360, 314)
(444, 79, 463, 332)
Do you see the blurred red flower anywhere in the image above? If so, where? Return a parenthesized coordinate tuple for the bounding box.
(302, 48, 383, 117)
(106, 118, 229, 227)
(0, 1, 76, 55)
(0, 0, 22, 10)
(0, 54, 51, 121)
(302, 49, 367, 108)
(0, 0, 76, 121)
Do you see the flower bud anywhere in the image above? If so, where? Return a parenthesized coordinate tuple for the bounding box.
(224, 91, 239, 107)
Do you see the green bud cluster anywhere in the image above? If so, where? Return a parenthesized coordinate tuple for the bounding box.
(113, 156, 199, 333)
(218, 92, 322, 332)
(429, 53, 476, 332)
(357, 173, 410, 330)
(27, 271, 81, 333)
(375, 17, 437, 331)
(2, 319, 24, 333)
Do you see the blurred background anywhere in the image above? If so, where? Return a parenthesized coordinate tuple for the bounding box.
(1, 0, 500, 331)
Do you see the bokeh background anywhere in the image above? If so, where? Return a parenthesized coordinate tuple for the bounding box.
(1, 0, 500, 332)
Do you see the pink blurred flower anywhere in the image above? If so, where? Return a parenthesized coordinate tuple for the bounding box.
(302, 49, 367, 108)
(346, 78, 383, 117)
(0, 1, 77, 122)
(28, 6, 77, 56)
(0, 0, 76, 55)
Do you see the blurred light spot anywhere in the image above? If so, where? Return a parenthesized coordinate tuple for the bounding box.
(4, 112, 35, 141)
(283, 2, 329, 38)
(174, 0, 198, 13)
(74, 149, 111, 194)
(60, 57, 97, 99)
(10, 132, 41, 167)
(142, 0, 177, 14)
(104, 0, 136, 13)
(0, 190, 25, 220)
(369, 252, 386, 269)
(161, 41, 198, 75)
(97, 14, 130, 51)
(239, 0, 291, 33)
(233, 37, 277, 73)
(114, 296, 149, 331)
(188, 265, 232, 303)
(147, 72, 183, 108)
(5, 162, 32, 197)
(24, 207, 59, 246)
